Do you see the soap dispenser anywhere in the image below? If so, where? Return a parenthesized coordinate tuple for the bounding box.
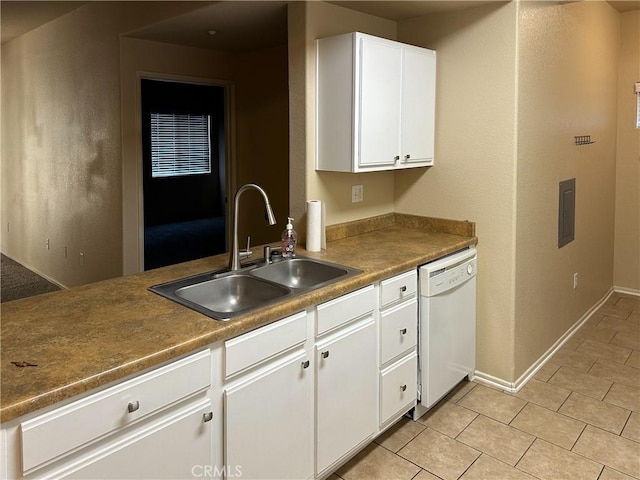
(281, 217, 297, 258)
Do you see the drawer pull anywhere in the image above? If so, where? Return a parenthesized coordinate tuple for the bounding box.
(400, 328, 407, 335)
(400, 384, 407, 392)
(302, 360, 310, 369)
(203, 412, 214, 423)
(400, 286, 407, 293)
(127, 401, 140, 413)
(321, 351, 330, 359)
(394, 155, 400, 161)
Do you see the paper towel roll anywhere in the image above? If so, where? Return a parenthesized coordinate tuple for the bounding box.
(306, 200, 325, 252)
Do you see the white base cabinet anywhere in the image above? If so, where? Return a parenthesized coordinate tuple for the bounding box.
(1, 349, 220, 480)
(61, 399, 213, 480)
(378, 270, 419, 427)
(380, 351, 417, 425)
(223, 311, 313, 480)
(315, 317, 377, 474)
(225, 352, 313, 480)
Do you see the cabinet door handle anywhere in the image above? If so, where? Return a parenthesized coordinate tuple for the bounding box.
(203, 412, 213, 423)
(400, 328, 407, 335)
(400, 384, 407, 392)
(127, 400, 140, 413)
(321, 351, 330, 359)
(400, 285, 407, 293)
(394, 155, 400, 161)
(405, 154, 411, 160)
(301, 360, 310, 369)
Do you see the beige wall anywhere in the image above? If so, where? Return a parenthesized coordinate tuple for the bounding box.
(394, 0, 623, 384)
(287, 2, 308, 233)
(1, 3, 125, 287)
(396, 3, 519, 383)
(614, 10, 640, 291)
(1, 1, 210, 286)
(231, 46, 289, 248)
(514, 1, 620, 378)
(302, 1, 398, 227)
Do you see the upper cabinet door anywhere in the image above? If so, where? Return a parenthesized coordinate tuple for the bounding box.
(316, 32, 436, 173)
(357, 36, 402, 170)
(400, 47, 436, 167)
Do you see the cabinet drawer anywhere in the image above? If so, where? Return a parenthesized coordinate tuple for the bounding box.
(317, 285, 374, 336)
(21, 350, 211, 474)
(380, 352, 417, 425)
(225, 311, 307, 378)
(380, 300, 417, 365)
(380, 271, 417, 308)
(61, 399, 213, 480)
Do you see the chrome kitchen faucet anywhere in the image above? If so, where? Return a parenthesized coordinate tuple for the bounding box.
(228, 184, 277, 271)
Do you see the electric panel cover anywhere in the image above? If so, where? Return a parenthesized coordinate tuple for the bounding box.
(558, 178, 575, 248)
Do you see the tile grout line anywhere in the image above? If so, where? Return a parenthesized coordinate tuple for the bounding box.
(453, 452, 481, 480)
(568, 421, 589, 452)
(618, 409, 634, 440)
(392, 427, 447, 475)
(513, 437, 541, 478)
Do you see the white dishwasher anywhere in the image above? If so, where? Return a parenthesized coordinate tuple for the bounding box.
(414, 247, 477, 420)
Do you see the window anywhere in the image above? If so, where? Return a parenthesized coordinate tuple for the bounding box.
(150, 113, 211, 177)
(636, 82, 640, 129)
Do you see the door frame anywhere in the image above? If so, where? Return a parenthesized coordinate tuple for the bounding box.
(123, 71, 235, 273)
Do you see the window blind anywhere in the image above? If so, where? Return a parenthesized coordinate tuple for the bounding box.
(151, 113, 211, 177)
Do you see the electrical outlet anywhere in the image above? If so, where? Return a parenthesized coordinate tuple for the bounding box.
(573, 273, 578, 290)
(351, 184, 364, 203)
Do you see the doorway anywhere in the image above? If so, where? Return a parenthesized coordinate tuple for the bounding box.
(141, 79, 228, 270)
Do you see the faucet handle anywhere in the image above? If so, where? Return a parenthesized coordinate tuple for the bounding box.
(239, 236, 252, 259)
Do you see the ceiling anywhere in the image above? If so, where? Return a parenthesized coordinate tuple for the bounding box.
(2, 0, 639, 48)
(1, 1, 87, 44)
(123, 1, 288, 52)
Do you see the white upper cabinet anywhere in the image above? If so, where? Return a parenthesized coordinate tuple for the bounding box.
(358, 36, 403, 170)
(400, 47, 437, 166)
(316, 32, 436, 173)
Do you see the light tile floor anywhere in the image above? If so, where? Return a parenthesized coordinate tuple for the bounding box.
(331, 292, 640, 480)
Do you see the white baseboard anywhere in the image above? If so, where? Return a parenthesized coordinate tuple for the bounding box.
(471, 370, 519, 393)
(613, 286, 640, 297)
(473, 286, 616, 394)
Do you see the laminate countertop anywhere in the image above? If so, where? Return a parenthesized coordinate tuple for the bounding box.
(0, 214, 476, 423)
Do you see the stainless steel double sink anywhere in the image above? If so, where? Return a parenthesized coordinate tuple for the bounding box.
(149, 256, 362, 321)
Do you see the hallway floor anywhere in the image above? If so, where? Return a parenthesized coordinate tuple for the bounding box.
(331, 292, 640, 480)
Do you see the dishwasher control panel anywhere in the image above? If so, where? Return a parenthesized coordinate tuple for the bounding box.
(420, 248, 477, 297)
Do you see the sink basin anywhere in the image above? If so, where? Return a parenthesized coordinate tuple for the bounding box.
(251, 258, 353, 290)
(149, 256, 361, 321)
(150, 272, 291, 321)
(175, 275, 290, 314)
